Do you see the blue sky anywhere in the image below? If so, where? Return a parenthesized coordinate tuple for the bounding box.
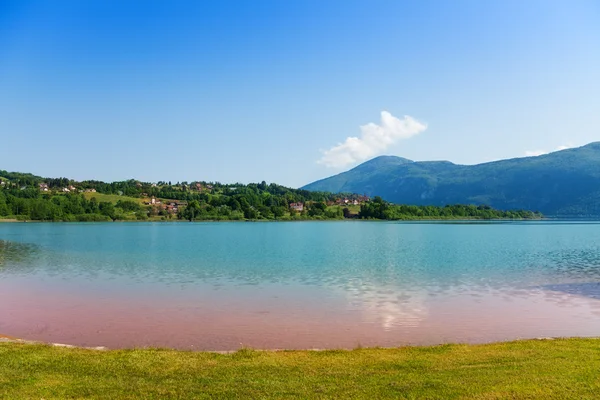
(1, 0, 599, 187)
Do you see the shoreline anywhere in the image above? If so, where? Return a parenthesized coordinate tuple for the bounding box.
(2, 332, 597, 352)
(0, 335, 108, 351)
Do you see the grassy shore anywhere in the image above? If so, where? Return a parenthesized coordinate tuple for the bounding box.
(1, 339, 599, 399)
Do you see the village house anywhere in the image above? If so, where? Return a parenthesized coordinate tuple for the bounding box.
(84, 188, 97, 193)
(163, 201, 187, 214)
(62, 187, 70, 192)
(332, 195, 370, 206)
(39, 183, 49, 191)
(144, 197, 162, 206)
(68, 185, 76, 191)
(165, 204, 178, 213)
(289, 202, 304, 212)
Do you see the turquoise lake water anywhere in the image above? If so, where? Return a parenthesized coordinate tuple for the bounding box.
(1, 221, 600, 350)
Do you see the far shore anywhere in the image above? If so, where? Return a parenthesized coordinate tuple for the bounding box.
(0, 217, 549, 224)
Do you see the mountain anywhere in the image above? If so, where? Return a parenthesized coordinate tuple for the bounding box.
(302, 142, 600, 216)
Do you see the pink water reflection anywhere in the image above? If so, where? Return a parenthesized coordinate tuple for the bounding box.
(2, 278, 600, 350)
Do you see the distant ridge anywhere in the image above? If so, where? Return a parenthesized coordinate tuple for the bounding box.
(302, 142, 600, 216)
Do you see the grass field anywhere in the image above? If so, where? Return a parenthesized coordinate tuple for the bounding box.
(82, 192, 146, 204)
(1, 338, 600, 399)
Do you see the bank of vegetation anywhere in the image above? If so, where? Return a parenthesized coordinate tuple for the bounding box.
(0, 170, 541, 222)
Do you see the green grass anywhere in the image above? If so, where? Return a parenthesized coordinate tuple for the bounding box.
(1, 338, 600, 399)
(82, 192, 146, 204)
(327, 204, 362, 215)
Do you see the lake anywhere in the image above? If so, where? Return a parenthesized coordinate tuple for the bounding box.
(1, 221, 599, 350)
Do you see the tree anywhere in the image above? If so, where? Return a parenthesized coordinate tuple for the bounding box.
(182, 200, 201, 221)
(99, 202, 116, 221)
(308, 202, 327, 217)
(343, 207, 351, 219)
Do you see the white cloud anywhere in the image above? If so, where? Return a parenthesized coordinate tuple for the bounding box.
(525, 144, 573, 157)
(525, 149, 547, 157)
(555, 145, 571, 151)
(318, 111, 427, 168)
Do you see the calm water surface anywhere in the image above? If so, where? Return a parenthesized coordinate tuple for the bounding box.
(1, 221, 599, 350)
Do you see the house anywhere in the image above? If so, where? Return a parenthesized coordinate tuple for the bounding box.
(0, 181, 5, 186)
(164, 201, 186, 213)
(165, 204, 178, 213)
(289, 202, 304, 212)
(85, 188, 97, 193)
(144, 198, 161, 206)
(39, 183, 49, 191)
(68, 185, 76, 191)
(62, 187, 70, 192)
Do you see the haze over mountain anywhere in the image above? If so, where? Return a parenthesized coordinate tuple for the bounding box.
(302, 142, 600, 216)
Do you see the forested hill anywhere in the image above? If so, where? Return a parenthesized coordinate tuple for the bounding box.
(0, 171, 539, 222)
(302, 142, 600, 217)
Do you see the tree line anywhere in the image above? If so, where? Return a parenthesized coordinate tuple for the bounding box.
(358, 197, 542, 220)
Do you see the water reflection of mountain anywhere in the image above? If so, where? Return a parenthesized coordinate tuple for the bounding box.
(539, 282, 600, 300)
(544, 249, 600, 282)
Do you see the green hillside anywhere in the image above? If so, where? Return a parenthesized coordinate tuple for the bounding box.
(82, 192, 145, 205)
(303, 142, 600, 216)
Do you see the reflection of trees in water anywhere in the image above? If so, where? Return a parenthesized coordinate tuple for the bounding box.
(0, 240, 40, 272)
